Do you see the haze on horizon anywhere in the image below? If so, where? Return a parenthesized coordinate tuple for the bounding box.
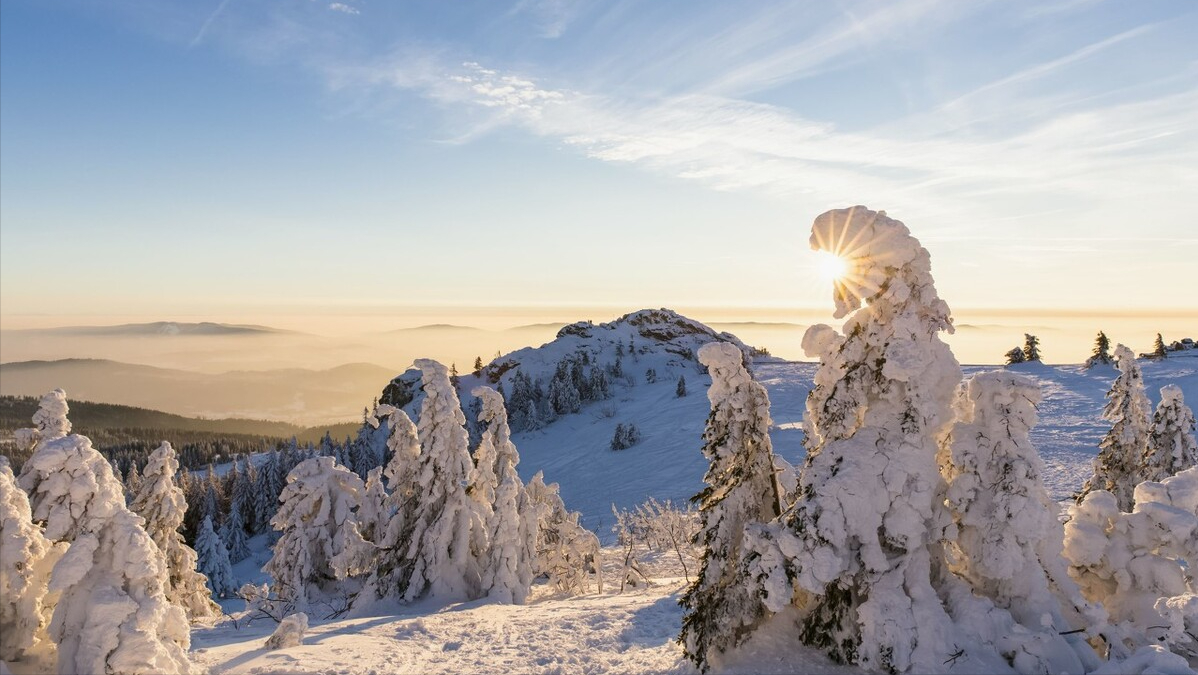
(2, 0, 1195, 366)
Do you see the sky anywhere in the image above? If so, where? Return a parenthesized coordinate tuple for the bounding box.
(1, 0, 1196, 327)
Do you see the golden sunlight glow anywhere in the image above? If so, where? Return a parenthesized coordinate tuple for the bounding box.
(815, 250, 849, 283)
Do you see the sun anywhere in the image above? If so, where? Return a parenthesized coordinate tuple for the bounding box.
(815, 250, 849, 283)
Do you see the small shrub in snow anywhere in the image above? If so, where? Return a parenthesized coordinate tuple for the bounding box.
(264, 612, 309, 650)
(1080, 344, 1152, 511)
(527, 472, 601, 595)
(609, 423, 641, 450)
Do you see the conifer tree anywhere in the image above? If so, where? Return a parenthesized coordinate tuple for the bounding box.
(363, 405, 423, 601)
(755, 207, 967, 672)
(472, 386, 535, 604)
(1079, 344, 1152, 511)
(358, 467, 387, 544)
(0, 457, 63, 662)
(1153, 333, 1168, 359)
(1022, 333, 1042, 362)
(1085, 331, 1112, 368)
(1141, 385, 1198, 483)
(265, 457, 373, 609)
(676, 374, 688, 398)
(1005, 346, 1025, 365)
(940, 372, 1102, 673)
(195, 515, 236, 598)
(679, 342, 783, 671)
(130, 441, 221, 620)
(18, 393, 195, 675)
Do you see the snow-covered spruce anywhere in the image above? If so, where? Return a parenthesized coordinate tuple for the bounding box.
(195, 515, 236, 599)
(526, 471, 601, 595)
(0, 457, 63, 662)
(358, 467, 387, 545)
(473, 386, 536, 604)
(19, 422, 195, 675)
(939, 371, 1103, 673)
(1086, 331, 1114, 369)
(1064, 468, 1198, 656)
(130, 441, 221, 620)
(759, 207, 980, 672)
(361, 404, 423, 601)
(265, 456, 373, 611)
(1142, 385, 1198, 484)
(390, 360, 483, 603)
(12, 388, 73, 483)
(1080, 344, 1152, 511)
(679, 341, 783, 672)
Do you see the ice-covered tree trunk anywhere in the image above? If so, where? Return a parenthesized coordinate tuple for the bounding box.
(265, 457, 373, 610)
(195, 515, 236, 598)
(1141, 385, 1197, 484)
(770, 207, 967, 672)
(1064, 468, 1198, 654)
(679, 342, 782, 672)
(472, 386, 536, 605)
(19, 415, 195, 675)
(130, 441, 221, 620)
(0, 457, 63, 662)
(1080, 345, 1152, 511)
(358, 467, 387, 544)
(362, 405, 423, 601)
(395, 359, 484, 603)
(940, 371, 1103, 673)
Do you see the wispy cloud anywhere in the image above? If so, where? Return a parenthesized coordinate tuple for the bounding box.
(328, 3, 360, 16)
(190, 0, 235, 48)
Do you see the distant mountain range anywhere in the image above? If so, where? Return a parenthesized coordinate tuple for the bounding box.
(0, 359, 394, 425)
(5, 321, 295, 337)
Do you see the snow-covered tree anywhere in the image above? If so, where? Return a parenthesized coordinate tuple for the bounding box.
(221, 500, 251, 564)
(676, 374, 687, 398)
(1005, 346, 1025, 365)
(526, 471, 600, 595)
(679, 342, 783, 672)
(390, 359, 483, 602)
(195, 515, 235, 599)
(130, 441, 221, 620)
(18, 416, 195, 675)
(1086, 331, 1113, 369)
(362, 405, 423, 601)
(0, 457, 63, 662)
(253, 450, 282, 535)
(939, 371, 1103, 672)
(358, 467, 387, 544)
(754, 207, 969, 672)
(124, 462, 142, 502)
(1022, 333, 1042, 362)
(265, 457, 373, 610)
(1080, 344, 1152, 511)
(1141, 385, 1198, 483)
(1064, 468, 1198, 654)
(472, 386, 535, 604)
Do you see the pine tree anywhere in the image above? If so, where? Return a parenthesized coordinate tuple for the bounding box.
(473, 356, 484, 377)
(17, 394, 195, 675)
(676, 374, 688, 398)
(1141, 385, 1198, 483)
(1022, 333, 1042, 362)
(358, 467, 387, 544)
(679, 342, 783, 671)
(221, 503, 251, 564)
(195, 515, 236, 598)
(130, 441, 222, 620)
(939, 372, 1102, 673)
(253, 448, 283, 534)
(0, 457, 63, 662)
(1085, 331, 1112, 369)
(1005, 346, 1026, 365)
(1080, 344, 1152, 511)
(1153, 333, 1168, 359)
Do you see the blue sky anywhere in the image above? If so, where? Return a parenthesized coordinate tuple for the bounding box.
(1, 0, 1195, 320)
